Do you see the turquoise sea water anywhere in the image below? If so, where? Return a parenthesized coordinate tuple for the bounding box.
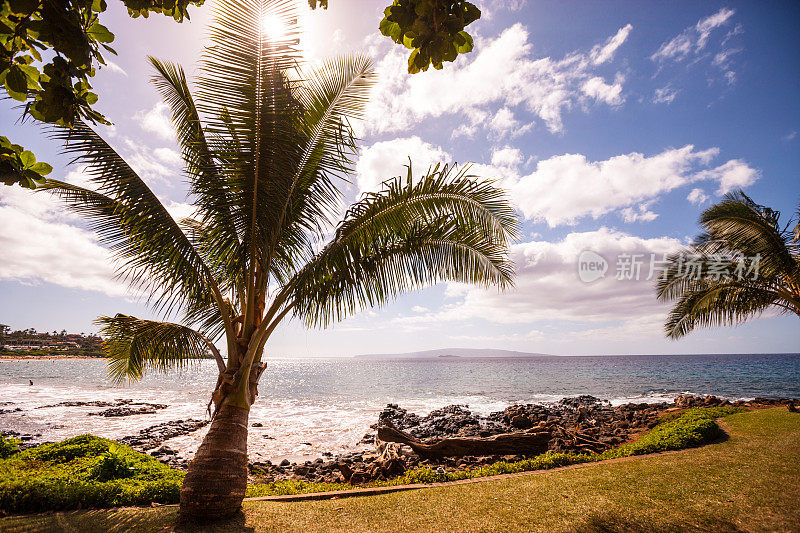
(1, 353, 798, 461)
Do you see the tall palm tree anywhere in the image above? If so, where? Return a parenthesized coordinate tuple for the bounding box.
(656, 190, 800, 338)
(39, 0, 517, 521)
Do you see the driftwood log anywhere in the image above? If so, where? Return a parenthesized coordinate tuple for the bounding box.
(376, 424, 551, 459)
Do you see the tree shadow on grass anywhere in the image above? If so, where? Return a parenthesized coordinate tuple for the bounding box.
(174, 510, 255, 533)
(571, 511, 746, 533)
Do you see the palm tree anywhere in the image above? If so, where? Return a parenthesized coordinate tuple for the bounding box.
(39, 0, 517, 520)
(656, 190, 800, 338)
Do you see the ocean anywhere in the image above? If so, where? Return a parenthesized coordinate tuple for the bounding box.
(1, 353, 798, 463)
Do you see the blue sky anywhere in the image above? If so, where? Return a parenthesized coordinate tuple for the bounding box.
(1, 0, 798, 356)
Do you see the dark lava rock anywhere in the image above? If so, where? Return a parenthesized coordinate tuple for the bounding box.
(248, 394, 800, 487)
(150, 445, 177, 457)
(90, 404, 168, 417)
(38, 400, 115, 409)
(119, 418, 208, 451)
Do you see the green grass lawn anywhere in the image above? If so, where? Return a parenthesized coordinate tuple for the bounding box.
(2, 407, 799, 532)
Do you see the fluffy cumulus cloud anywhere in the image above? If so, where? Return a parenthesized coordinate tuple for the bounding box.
(133, 102, 174, 141)
(0, 183, 126, 297)
(357, 137, 759, 227)
(506, 145, 759, 226)
(366, 22, 632, 136)
(687, 188, 709, 206)
(581, 75, 624, 106)
(693, 159, 759, 194)
(619, 204, 658, 223)
(355, 136, 452, 194)
(490, 146, 523, 168)
(0, 160, 194, 298)
(394, 228, 683, 332)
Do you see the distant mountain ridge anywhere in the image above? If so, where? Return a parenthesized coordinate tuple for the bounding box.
(354, 348, 550, 359)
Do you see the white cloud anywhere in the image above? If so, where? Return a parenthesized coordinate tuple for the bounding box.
(651, 8, 740, 85)
(652, 8, 735, 62)
(490, 146, 523, 168)
(687, 188, 709, 205)
(154, 147, 183, 166)
(620, 204, 658, 223)
(355, 136, 452, 194)
(712, 47, 741, 69)
(448, 329, 545, 343)
(694, 159, 759, 194)
(164, 201, 196, 222)
(395, 228, 682, 328)
(0, 170, 199, 299)
(367, 22, 632, 135)
(105, 60, 128, 77)
(360, 138, 759, 227)
(487, 107, 533, 139)
(783, 131, 797, 143)
(652, 85, 678, 104)
(119, 138, 179, 185)
(476, 0, 526, 20)
(133, 102, 174, 141)
(506, 145, 758, 226)
(581, 75, 624, 106)
(0, 185, 127, 297)
(411, 305, 429, 313)
(590, 24, 633, 65)
(696, 8, 736, 50)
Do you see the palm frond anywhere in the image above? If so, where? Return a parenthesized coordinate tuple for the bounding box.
(197, 0, 303, 282)
(657, 189, 800, 337)
(148, 56, 243, 289)
(264, 55, 376, 283)
(96, 314, 221, 383)
(284, 166, 518, 328)
(664, 282, 783, 338)
(698, 190, 794, 278)
(42, 125, 225, 324)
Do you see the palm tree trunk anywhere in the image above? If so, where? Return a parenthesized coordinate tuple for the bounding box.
(179, 403, 250, 520)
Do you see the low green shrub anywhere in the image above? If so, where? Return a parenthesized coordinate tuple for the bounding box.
(245, 479, 352, 498)
(657, 405, 743, 424)
(0, 435, 21, 459)
(0, 435, 184, 513)
(599, 406, 740, 459)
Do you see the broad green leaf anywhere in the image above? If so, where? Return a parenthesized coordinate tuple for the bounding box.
(87, 22, 115, 43)
(30, 162, 53, 175)
(455, 31, 473, 53)
(19, 150, 35, 168)
(5, 65, 27, 101)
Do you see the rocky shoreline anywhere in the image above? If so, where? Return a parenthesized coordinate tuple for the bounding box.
(247, 394, 799, 486)
(2, 394, 797, 484)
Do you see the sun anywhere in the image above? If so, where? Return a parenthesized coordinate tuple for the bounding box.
(260, 15, 287, 39)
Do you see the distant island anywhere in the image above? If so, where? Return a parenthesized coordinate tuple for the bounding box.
(354, 348, 551, 359)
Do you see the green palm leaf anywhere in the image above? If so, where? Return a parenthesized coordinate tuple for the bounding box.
(284, 164, 518, 328)
(657, 190, 800, 338)
(97, 314, 223, 383)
